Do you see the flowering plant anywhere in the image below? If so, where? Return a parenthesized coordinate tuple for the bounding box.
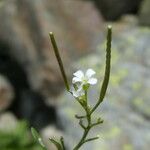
(31, 25, 112, 150)
(71, 69, 97, 98)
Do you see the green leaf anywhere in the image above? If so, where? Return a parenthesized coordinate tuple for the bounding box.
(0, 121, 42, 150)
(31, 127, 46, 149)
(31, 128, 40, 141)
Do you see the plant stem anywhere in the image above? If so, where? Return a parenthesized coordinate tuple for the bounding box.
(83, 136, 100, 144)
(73, 90, 91, 150)
(73, 25, 112, 150)
(73, 119, 91, 150)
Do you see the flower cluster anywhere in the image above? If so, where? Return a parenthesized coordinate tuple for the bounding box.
(71, 69, 97, 98)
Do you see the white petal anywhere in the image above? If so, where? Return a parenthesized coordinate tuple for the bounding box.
(73, 70, 84, 78)
(88, 78, 97, 85)
(72, 77, 82, 83)
(77, 84, 83, 91)
(71, 84, 84, 98)
(72, 89, 84, 98)
(72, 90, 80, 97)
(85, 69, 96, 78)
(78, 89, 84, 97)
(70, 87, 79, 97)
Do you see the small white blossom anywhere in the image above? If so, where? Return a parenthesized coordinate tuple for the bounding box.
(71, 69, 97, 98)
(72, 69, 97, 85)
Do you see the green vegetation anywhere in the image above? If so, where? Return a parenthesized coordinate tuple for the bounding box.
(0, 121, 42, 150)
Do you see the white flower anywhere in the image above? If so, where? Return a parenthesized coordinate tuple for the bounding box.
(72, 69, 97, 85)
(71, 69, 97, 98)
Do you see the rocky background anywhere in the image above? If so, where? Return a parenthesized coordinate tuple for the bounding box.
(0, 0, 150, 150)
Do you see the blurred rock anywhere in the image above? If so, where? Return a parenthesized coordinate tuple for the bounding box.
(139, 0, 150, 26)
(18, 90, 58, 130)
(0, 75, 14, 111)
(0, 115, 42, 150)
(58, 22, 150, 149)
(0, 42, 30, 111)
(0, 112, 18, 131)
(0, 41, 58, 129)
(0, 0, 104, 130)
(0, 0, 103, 99)
(92, 0, 142, 20)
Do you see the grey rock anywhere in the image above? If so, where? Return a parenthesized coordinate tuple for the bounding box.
(0, 0, 103, 98)
(0, 75, 14, 111)
(0, 112, 18, 132)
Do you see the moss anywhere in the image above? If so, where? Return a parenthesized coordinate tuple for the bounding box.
(145, 107, 150, 115)
(94, 142, 108, 150)
(110, 69, 128, 86)
(140, 27, 150, 33)
(131, 82, 142, 91)
(123, 144, 133, 150)
(127, 36, 136, 44)
(111, 48, 119, 66)
(0, 121, 42, 150)
(133, 98, 143, 107)
(133, 98, 150, 116)
(103, 126, 121, 139)
(64, 107, 77, 119)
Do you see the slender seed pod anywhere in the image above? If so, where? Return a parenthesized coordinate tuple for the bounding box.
(49, 32, 70, 91)
(91, 25, 112, 114)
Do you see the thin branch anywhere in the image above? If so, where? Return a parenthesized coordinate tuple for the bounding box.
(79, 119, 86, 130)
(90, 120, 103, 128)
(83, 136, 100, 144)
(75, 115, 86, 119)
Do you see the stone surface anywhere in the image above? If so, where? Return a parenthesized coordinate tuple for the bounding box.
(0, 0, 104, 131)
(0, 75, 14, 111)
(139, 0, 150, 26)
(0, 113, 42, 150)
(0, 0, 103, 99)
(0, 42, 58, 129)
(0, 112, 18, 131)
(58, 21, 150, 150)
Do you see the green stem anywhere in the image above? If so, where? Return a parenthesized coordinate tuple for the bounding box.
(73, 90, 91, 150)
(83, 136, 99, 144)
(49, 32, 70, 91)
(73, 125, 90, 150)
